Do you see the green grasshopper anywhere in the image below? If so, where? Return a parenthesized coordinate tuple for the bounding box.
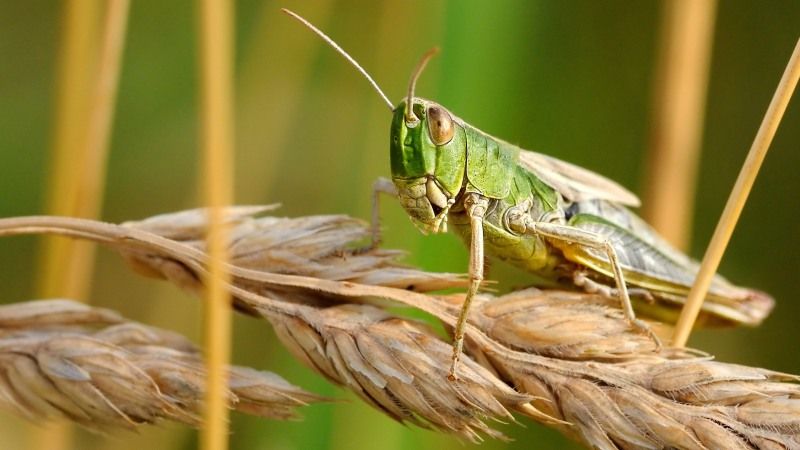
(283, 10, 774, 379)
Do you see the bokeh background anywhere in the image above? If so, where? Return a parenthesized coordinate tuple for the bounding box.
(1, 1, 798, 449)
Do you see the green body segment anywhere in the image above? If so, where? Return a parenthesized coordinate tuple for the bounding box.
(451, 164, 562, 277)
(463, 126, 516, 199)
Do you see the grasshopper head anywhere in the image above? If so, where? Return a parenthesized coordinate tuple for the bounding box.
(390, 98, 467, 234)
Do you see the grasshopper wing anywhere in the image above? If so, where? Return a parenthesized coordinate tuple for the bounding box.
(517, 150, 641, 207)
(552, 211, 774, 326)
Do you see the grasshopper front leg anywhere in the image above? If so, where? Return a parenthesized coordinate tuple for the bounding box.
(370, 177, 399, 248)
(448, 193, 488, 381)
(524, 220, 661, 348)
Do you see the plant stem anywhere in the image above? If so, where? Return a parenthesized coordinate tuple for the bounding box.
(642, 0, 717, 251)
(672, 38, 800, 347)
(197, 0, 235, 449)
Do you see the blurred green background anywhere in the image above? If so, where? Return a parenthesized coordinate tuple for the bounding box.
(1, 1, 799, 449)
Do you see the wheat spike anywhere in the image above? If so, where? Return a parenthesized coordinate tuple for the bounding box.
(271, 303, 528, 440)
(121, 206, 466, 295)
(0, 299, 322, 430)
(0, 208, 798, 447)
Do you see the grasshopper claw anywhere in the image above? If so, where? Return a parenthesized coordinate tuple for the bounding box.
(631, 318, 662, 351)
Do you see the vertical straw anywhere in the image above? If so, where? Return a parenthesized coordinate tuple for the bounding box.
(672, 38, 800, 347)
(36, 1, 129, 449)
(37, 0, 100, 301)
(80, 0, 130, 230)
(197, 0, 235, 449)
(642, 0, 717, 251)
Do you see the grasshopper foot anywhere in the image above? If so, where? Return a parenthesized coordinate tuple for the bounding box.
(447, 364, 459, 382)
(631, 317, 662, 351)
(448, 345, 462, 381)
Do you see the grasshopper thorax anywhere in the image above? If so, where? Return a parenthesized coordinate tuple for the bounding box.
(390, 98, 467, 234)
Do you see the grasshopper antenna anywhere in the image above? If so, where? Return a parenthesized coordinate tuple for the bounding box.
(282, 9, 394, 111)
(405, 47, 440, 124)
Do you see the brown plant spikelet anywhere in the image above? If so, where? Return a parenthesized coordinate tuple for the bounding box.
(0, 299, 322, 430)
(470, 291, 800, 449)
(269, 303, 530, 441)
(121, 206, 466, 297)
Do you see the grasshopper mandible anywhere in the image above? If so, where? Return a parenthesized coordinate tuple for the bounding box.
(283, 10, 774, 380)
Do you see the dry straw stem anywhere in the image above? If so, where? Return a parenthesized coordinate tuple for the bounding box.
(1, 208, 799, 448)
(38, 0, 129, 302)
(37, 0, 100, 302)
(37, 2, 131, 447)
(642, 0, 716, 250)
(196, 0, 236, 447)
(0, 299, 322, 431)
(673, 37, 800, 348)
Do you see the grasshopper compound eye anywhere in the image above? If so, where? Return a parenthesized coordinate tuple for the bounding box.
(427, 106, 454, 145)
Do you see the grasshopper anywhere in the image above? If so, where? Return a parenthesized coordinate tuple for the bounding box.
(283, 10, 774, 379)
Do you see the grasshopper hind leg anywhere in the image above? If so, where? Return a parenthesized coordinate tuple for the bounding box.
(523, 220, 662, 349)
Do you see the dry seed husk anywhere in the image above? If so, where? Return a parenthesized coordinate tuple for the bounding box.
(470, 291, 800, 449)
(0, 299, 322, 430)
(121, 207, 467, 297)
(269, 303, 529, 440)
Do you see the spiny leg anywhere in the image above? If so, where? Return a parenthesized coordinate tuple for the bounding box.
(448, 193, 488, 381)
(370, 177, 399, 248)
(528, 221, 661, 348)
(573, 271, 654, 303)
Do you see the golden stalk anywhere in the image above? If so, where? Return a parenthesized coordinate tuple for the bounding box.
(37, 0, 100, 300)
(38, 0, 129, 302)
(642, 0, 717, 250)
(672, 38, 800, 347)
(196, 0, 235, 449)
(79, 0, 130, 230)
(34, 6, 99, 450)
(36, 1, 129, 448)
